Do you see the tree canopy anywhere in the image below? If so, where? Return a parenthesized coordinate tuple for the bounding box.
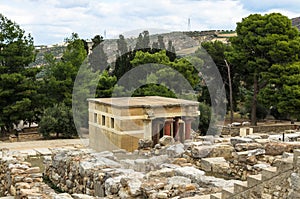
(227, 13, 299, 125)
(0, 14, 38, 133)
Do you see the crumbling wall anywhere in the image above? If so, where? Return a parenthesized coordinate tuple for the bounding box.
(0, 148, 99, 199)
(215, 149, 300, 199)
(0, 148, 55, 198)
(222, 124, 298, 136)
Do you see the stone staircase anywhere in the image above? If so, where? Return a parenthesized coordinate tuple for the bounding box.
(208, 149, 300, 199)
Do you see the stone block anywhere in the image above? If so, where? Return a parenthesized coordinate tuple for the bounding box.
(26, 167, 40, 174)
(230, 137, 253, 147)
(265, 142, 292, 155)
(235, 143, 263, 152)
(209, 144, 234, 159)
(191, 145, 213, 158)
(201, 157, 229, 174)
(174, 166, 205, 183)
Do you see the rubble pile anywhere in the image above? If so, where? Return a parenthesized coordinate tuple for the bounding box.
(1, 129, 300, 198)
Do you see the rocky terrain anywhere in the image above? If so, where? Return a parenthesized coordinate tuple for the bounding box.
(1, 127, 300, 199)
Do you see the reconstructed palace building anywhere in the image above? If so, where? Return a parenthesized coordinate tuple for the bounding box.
(88, 96, 199, 151)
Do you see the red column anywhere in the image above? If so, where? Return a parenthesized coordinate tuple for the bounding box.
(164, 119, 173, 136)
(184, 117, 193, 140)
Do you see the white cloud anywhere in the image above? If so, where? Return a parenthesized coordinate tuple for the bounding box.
(239, 0, 300, 13)
(0, 0, 298, 45)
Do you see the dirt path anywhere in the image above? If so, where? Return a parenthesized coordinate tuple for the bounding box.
(0, 139, 88, 151)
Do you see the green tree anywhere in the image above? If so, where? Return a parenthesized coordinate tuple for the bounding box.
(130, 50, 199, 91)
(260, 61, 300, 120)
(0, 14, 37, 133)
(89, 35, 108, 72)
(200, 41, 239, 122)
(96, 70, 117, 97)
(43, 33, 87, 107)
(39, 103, 77, 138)
(227, 13, 299, 125)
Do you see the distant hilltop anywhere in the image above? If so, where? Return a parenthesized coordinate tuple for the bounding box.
(292, 17, 300, 31)
(31, 16, 299, 68)
(30, 29, 234, 68)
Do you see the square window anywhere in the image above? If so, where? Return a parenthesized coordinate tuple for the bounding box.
(102, 115, 106, 126)
(94, 113, 97, 123)
(111, 118, 114, 128)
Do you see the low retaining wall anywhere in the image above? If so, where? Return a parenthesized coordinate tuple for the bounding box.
(0, 149, 98, 199)
(0, 149, 55, 198)
(18, 132, 41, 141)
(222, 124, 298, 136)
(9, 132, 42, 142)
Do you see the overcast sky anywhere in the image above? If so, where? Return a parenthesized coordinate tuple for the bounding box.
(1, 0, 299, 45)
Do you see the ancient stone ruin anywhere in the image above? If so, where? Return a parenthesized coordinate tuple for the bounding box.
(1, 127, 300, 199)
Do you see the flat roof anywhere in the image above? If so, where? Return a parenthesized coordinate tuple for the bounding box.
(88, 96, 199, 108)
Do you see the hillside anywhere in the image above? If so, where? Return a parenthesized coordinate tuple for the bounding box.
(292, 17, 300, 31)
(30, 30, 222, 68)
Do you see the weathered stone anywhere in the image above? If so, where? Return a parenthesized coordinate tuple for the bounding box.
(235, 143, 263, 152)
(138, 139, 153, 149)
(54, 193, 73, 199)
(168, 176, 192, 186)
(66, 179, 73, 189)
(19, 188, 41, 197)
(105, 177, 120, 195)
(253, 163, 270, 170)
(10, 185, 16, 196)
(9, 163, 29, 170)
(261, 193, 272, 199)
(148, 155, 169, 169)
(209, 144, 234, 159)
(134, 159, 149, 172)
(29, 173, 43, 178)
(71, 194, 95, 199)
(159, 136, 175, 146)
(173, 158, 188, 165)
(265, 142, 292, 155)
(174, 166, 205, 183)
(26, 167, 40, 174)
(290, 173, 300, 191)
(127, 178, 142, 196)
(10, 168, 25, 174)
(166, 143, 185, 158)
(230, 137, 254, 147)
(24, 177, 33, 183)
(191, 145, 213, 158)
(146, 168, 174, 178)
(185, 184, 197, 191)
(245, 134, 262, 140)
(14, 176, 24, 183)
(248, 148, 266, 156)
(157, 192, 168, 199)
(202, 157, 230, 174)
(15, 182, 31, 189)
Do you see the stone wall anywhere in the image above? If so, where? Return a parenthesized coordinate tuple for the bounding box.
(222, 124, 298, 136)
(43, 142, 246, 198)
(0, 148, 55, 198)
(213, 149, 300, 199)
(18, 132, 42, 141)
(0, 148, 99, 199)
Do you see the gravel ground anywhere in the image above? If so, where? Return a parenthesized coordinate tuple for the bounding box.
(0, 139, 88, 151)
